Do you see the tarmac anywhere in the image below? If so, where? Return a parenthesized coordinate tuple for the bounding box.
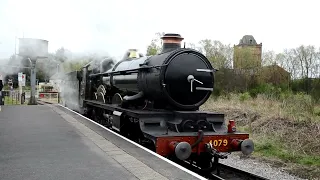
(0, 104, 204, 180)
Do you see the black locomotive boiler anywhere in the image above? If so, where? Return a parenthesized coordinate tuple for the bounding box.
(61, 33, 254, 173)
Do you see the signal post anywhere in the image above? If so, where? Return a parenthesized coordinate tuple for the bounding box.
(18, 72, 26, 104)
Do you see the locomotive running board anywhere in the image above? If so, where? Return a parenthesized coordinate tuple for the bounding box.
(84, 100, 173, 117)
(84, 99, 227, 134)
(84, 100, 225, 119)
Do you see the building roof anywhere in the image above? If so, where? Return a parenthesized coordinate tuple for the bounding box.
(238, 35, 257, 45)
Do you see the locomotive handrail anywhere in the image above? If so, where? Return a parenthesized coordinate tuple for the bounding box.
(89, 69, 139, 78)
(88, 64, 169, 78)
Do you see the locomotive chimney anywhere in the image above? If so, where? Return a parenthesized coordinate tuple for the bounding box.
(160, 33, 184, 53)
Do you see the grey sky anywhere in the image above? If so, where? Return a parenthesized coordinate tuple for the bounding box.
(0, 0, 319, 60)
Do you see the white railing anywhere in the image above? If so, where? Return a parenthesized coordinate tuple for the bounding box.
(38, 92, 60, 104)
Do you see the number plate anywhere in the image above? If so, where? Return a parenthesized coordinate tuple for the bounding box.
(209, 139, 228, 147)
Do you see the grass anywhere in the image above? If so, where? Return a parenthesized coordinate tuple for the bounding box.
(201, 93, 320, 179)
(3, 96, 28, 105)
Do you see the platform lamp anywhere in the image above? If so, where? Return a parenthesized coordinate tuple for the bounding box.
(18, 38, 48, 105)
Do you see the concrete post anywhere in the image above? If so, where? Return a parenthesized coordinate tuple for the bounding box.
(28, 59, 37, 105)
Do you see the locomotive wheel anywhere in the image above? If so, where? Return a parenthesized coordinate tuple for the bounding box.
(112, 93, 123, 105)
(96, 85, 106, 103)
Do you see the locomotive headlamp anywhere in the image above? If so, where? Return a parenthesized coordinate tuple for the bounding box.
(227, 120, 236, 133)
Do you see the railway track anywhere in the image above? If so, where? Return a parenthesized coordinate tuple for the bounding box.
(178, 158, 269, 180)
(214, 163, 269, 180)
(40, 101, 269, 180)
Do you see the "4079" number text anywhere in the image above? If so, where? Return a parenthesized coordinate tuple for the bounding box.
(209, 139, 228, 147)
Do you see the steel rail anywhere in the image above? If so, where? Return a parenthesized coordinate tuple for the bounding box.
(213, 163, 269, 180)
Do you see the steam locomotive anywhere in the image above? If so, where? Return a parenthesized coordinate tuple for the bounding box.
(60, 33, 254, 174)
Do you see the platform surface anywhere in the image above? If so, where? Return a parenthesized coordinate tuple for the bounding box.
(0, 105, 202, 180)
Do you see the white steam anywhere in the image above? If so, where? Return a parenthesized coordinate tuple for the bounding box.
(0, 38, 48, 83)
(18, 38, 48, 59)
(51, 54, 116, 112)
(0, 36, 118, 111)
(0, 55, 25, 83)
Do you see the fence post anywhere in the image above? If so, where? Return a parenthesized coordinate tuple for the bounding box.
(0, 91, 2, 105)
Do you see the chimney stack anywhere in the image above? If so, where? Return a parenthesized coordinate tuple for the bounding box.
(160, 33, 184, 53)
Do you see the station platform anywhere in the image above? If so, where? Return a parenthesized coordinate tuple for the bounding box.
(0, 104, 205, 180)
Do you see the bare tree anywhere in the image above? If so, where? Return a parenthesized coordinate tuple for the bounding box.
(146, 32, 165, 56)
(262, 50, 276, 66)
(198, 39, 232, 69)
(293, 45, 317, 79)
(280, 49, 298, 79)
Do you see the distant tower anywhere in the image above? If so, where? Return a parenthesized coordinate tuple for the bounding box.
(233, 35, 262, 69)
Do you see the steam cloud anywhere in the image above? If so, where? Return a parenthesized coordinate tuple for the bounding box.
(0, 37, 118, 111)
(0, 55, 25, 82)
(0, 38, 48, 82)
(54, 55, 116, 112)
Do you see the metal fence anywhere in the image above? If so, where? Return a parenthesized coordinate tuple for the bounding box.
(0, 91, 27, 105)
(0, 91, 60, 105)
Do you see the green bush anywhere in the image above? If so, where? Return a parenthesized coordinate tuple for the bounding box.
(212, 86, 222, 98)
(279, 90, 293, 100)
(281, 92, 315, 115)
(249, 83, 282, 99)
(239, 92, 251, 102)
(213, 76, 320, 103)
(291, 78, 320, 102)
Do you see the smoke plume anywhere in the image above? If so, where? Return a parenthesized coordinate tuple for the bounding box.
(0, 36, 118, 111)
(51, 52, 116, 112)
(0, 55, 26, 83)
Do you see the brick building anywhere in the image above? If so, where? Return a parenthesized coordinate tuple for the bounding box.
(233, 35, 262, 69)
(229, 35, 290, 88)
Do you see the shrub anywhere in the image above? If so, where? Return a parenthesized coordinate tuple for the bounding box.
(281, 92, 315, 115)
(239, 92, 251, 102)
(249, 83, 282, 99)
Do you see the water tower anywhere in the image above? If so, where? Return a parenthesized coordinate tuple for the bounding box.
(18, 38, 48, 105)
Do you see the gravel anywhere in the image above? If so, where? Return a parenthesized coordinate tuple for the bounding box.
(219, 154, 307, 180)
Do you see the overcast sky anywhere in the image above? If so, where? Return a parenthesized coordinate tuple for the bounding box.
(0, 0, 319, 60)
